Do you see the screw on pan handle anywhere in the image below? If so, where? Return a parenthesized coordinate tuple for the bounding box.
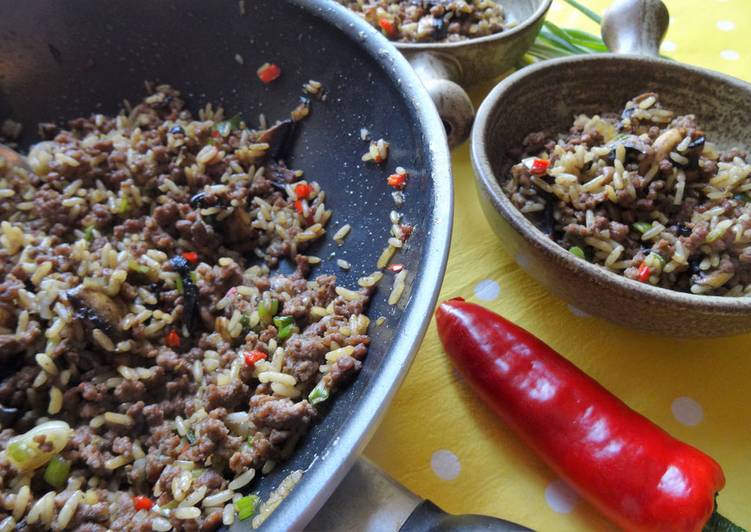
(408, 52, 474, 149)
(601, 0, 670, 57)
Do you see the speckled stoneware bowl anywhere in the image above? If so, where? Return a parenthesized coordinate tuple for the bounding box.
(396, 0, 552, 147)
(472, 0, 751, 337)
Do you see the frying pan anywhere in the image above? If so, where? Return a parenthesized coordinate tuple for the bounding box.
(472, 0, 751, 336)
(0, 0, 453, 529)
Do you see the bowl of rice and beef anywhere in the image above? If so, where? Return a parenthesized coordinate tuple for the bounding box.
(0, 0, 453, 530)
(339, 0, 552, 147)
(472, 0, 751, 337)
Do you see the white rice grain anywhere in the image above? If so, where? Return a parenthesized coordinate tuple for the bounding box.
(228, 468, 256, 490)
(203, 489, 234, 508)
(388, 269, 408, 305)
(55, 490, 82, 529)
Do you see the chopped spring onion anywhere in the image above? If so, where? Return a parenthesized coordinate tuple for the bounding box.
(189, 271, 198, 284)
(734, 193, 750, 203)
(186, 430, 196, 445)
(118, 197, 129, 214)
(7, 440, 32, 465)
(649, 252, 666, 266)
(213, 113, 243, 137)
(175, 275, 184, 294)
(258, 299, 279, 323)
(273, 315, 295, 341)
(234, 494, 260, 521)
(569, 246, 586, 259)
(247, 435, 255, 446)
(83, 225, 95, 242)
(128, 260, 150, 274)
(308, 382, 329, 406)
(6, 421, 72, 472)
(43, 455, 71, 489)
(633, 222, 652, 234)
(240, 314, 251, 330)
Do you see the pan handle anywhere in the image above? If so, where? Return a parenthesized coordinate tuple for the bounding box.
(601, 0, 669, 57)
(407, 52, 474, 149)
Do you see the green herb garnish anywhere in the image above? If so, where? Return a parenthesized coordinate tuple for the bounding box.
(569, 246, 586, 259)
(234, 494, 260, 521)
(308, 383, 329, 406)
(633, 222, 652, 234)
(43, 455, 71, 489)
(83, 225, 95, 242)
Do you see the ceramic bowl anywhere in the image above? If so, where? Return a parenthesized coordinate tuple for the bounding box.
(471, 0, 751, 337)
(394, 0, 553, 147)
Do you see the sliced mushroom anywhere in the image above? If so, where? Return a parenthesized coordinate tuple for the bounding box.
(258, 119, 297, 160)
(67, 286, 126, 339)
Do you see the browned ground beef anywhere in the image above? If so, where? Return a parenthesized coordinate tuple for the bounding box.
(504, 92, 751, 296)
(0, 85, 372, 529)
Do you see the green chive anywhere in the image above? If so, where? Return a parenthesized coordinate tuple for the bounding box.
(175, 275, 184, 294)
(569, 246, 586, 259)
(7, 440, 32, 466)
(649, 252, 666, 266)
(258, 299, 279, 323)
(234, 494, 260, 521)
(247, 434, 255, 446)
(185, 430, 196, 445)
(308, 384, 329, 406)
(273, 316, 296, 341)
(562, 0, 602, 24)
(83, 225, 95, 242)
(43, 455, 71, 489)
(128, 260, 149, 274)
(240, 314, 251, 331)
(213, 114, 242, 138)
(633, 222, 652, 234)
(118, 197, 129, 214)
(189, 271, 198, 284)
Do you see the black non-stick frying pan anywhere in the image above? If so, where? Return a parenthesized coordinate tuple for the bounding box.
(0, 0, 453, 529)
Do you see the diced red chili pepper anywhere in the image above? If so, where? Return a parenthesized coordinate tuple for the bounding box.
(244, 351, 267, 366)
(257, 63, 281, 84)
(165, 329, 181, 349)
(294, 199, 304, 215)
(637, 262, 651, 282)
(387, 174, 407, 190)
(295, 183, 311, 200)
(181, 251, 199, 264)
(133, 496, 153, 512)
(530, 158, 551, 175)
(211, 130, 221, 139)
(378, 17, 395, 37)
(387, 264, 404, 273)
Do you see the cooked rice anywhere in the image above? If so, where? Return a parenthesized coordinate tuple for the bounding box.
(504, 92, 751, 296)
(339, 0, 510, 43)
(0, 85, 378, 529)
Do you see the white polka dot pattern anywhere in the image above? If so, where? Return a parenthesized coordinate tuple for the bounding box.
(671, 397, 704, 426)
(544, 479, 579, 514)
(716, 20, 736, 31)
(431, 449, 461, 481)
(474, 279, 500, 301)
(720, 49, 740, 61)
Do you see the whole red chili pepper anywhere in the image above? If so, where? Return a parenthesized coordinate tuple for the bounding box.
(435, 298, 725, 532)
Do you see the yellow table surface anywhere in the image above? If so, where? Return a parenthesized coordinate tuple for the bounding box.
(364, 1, 751, 529)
